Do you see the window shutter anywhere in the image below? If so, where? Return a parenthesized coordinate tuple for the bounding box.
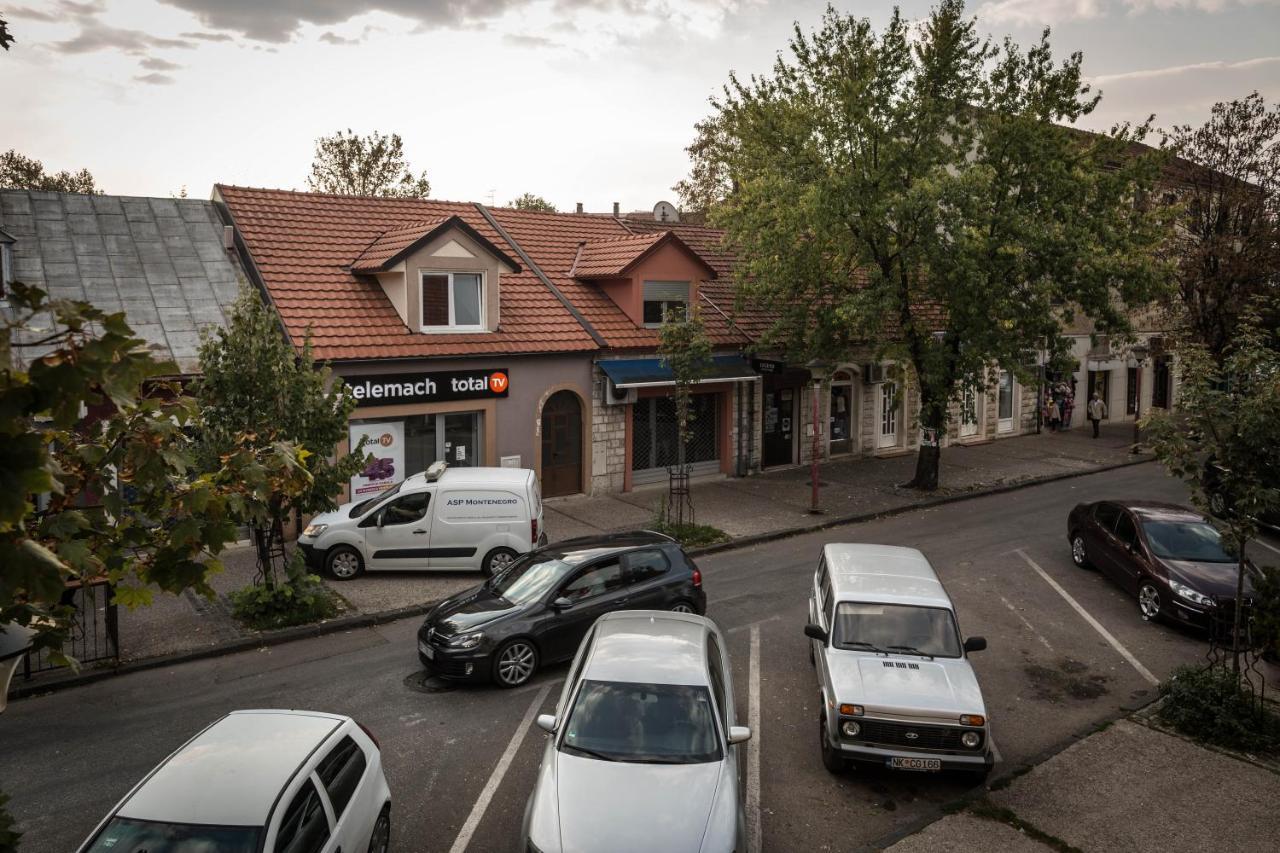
(642, 281, 689, 301)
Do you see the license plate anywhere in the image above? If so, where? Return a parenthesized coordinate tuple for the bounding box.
(890, 757, 941, 772)
(418, 640, 434, 660)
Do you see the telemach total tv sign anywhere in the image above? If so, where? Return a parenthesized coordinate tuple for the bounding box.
(347, 369, 510, 406)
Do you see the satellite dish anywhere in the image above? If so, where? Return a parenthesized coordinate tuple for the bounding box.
(653, 201, 679, 223)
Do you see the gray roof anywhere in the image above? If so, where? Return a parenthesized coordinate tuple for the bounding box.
(0, 189, 246, 374)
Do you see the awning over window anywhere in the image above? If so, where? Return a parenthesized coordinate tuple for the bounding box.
(598, 355, 758, 389)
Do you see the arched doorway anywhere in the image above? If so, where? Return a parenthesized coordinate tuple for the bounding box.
(541, 390, 583, 497)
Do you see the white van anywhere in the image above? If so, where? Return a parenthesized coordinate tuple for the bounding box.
(299, 462, 546, 579)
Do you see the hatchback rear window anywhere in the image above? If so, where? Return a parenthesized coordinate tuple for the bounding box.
(84, 817, 261, 852)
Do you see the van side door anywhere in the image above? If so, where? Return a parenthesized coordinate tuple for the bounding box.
(361, 489, 432, 572)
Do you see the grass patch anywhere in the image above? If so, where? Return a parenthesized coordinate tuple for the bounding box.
(648, 520, 730, 548)
(968, 799, 1083, 853)
(229, 551, 341, 632)
(1157, 664, 1280, 756)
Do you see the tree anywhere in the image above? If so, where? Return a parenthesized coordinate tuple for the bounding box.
(657, 305, 711, 527)
(508, 193, 557, 212)
(306, 130, 431, 198)
(195, 287, 366, 582)
(0, 150, 99, 194)
(1162, 92, 1280, 362)
(1, 15, 14, 51)
(682, 2, 1171, 490)
(1143, 299, 1280, 673)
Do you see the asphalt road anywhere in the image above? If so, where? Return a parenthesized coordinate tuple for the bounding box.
(4, 463, 1277, 853)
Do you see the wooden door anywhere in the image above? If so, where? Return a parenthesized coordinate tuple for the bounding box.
(541, 391, 582, 497)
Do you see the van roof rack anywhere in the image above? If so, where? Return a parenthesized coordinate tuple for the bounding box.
(425, 461, 448, 482)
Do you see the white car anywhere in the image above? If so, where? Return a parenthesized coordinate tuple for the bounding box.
(299, 461, 547, 579)
(805, 544, 996, 779)
(523, 611, 750, 853)
(77, 709, 392, 853)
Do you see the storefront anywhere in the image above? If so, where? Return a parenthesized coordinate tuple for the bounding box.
(761, 366, 810, 468)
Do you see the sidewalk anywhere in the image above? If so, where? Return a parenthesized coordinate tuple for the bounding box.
(15, 425, 1147, 688)
(884, 713, 1280, 852)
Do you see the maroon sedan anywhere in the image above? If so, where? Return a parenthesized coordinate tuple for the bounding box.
(1066, 500, 1255, 628)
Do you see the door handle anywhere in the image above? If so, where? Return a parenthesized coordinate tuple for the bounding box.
(412, 529, 427, 535)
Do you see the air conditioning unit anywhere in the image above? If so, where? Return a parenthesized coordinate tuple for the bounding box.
(862, 363, 887, 384)
(605, 381, 637, 405)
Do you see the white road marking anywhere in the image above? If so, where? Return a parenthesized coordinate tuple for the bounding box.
(747, 624, 762, 853)
(727, 614, 782, 634)
(1014, 549, 1159, 686)
(1253, 538, 1280, 557)
(998, 594, 1054, 651)
(448, 682, 552, 853)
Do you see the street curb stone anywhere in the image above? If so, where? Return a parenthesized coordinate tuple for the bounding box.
(8, 456, 1155, 702)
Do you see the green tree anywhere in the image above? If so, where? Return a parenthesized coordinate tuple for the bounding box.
(682, 1, 1170, 490)
(1143, 299, 1280, 672)
(508, 193, 557, 212)
(195, 287, 366, 582)
(1, 15, 14, 51)
(306, 129, 431, 198)
(1162, 92, 1280, 362)
(657, 305, 711, 526)
(0, 150, 99, 194)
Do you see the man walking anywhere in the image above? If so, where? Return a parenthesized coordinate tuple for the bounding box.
(1087, 392, 1107, 438)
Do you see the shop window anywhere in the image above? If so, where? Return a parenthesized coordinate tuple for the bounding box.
(351, 411, 483, 478)
(421, 271, 483, 330)
(997, 370, 1015, 432)
(632, 394, 718, 474)
(1126, 367, 1138, 415)
(1152, 357, 1172, 409)
(642, 281, 689, 328)
(829, 370, 854, 454)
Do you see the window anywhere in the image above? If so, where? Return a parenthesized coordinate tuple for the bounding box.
(1114, 513, 1139, 549)
(275, 779, 330, 853)
(421, 271, 483, 330)
(642, 280, 690, 327)
(1094, 502, 1121, 532)
(706, 634, 729, 730)
(559, 680, 722, 764)
(560, 559, 626, 602)
(85, 818, 260, 853)
(1126, 367, 1139, 415)
(624, 549, 670, 583)
(372, 491, 428, 526)
(832, 602, 962, 658)
(997, 370, 1015, 422)
(316, 736, 368, 820)
(351, 412, 483, 472)
(632, 395, 719, 474)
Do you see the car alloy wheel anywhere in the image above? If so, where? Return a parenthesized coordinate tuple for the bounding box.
(494, 640, 538, 687)
(483, 547, 518, 577)
(1070, 534, 1089, 568)
(367, 807, 390, 853)
(1209, 492, 1228, 517)
(670, 601, 696, 614)
(1138, 582, 1162, 621)
(327, 546, 363, 580)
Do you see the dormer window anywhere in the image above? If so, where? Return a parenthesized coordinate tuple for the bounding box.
(422, 271, 484, 331)
(642, 280, 690, 327)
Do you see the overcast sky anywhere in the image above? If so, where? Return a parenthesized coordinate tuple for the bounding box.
(5, 0, 1278, 211)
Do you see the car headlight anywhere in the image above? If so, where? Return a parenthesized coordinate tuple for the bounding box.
(447, 632, 484, 649)
(961, 731, 982, 749)
(302, 523, 328, 537)
(1169, 580, 1215, 607)
(841, 720, 861, 738)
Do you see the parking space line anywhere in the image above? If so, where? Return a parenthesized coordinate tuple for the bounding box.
(747, 624, 762, 853)
(727, 614, 782, 634)
(1014, 549, 1159, 686)
(1253, 538, 1280, 557)
(998, 594, 1054, 651)
(447, 682, 552, 853)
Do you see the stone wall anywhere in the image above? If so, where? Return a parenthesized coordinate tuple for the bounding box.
(590, 365, 627, 495)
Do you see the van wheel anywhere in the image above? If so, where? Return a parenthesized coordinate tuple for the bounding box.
(482, 547, 519, 577)
(819, 717, 844, 774)
(326, 545, 364, 580)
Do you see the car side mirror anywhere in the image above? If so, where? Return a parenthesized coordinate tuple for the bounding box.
(376, 512, 384, 529)
(963, 636, 987, 653)
(552, 596, 573, 611)
(536, 714, 557, 734)
(803, 623, 828, 644)
(727, 726, 752, 745)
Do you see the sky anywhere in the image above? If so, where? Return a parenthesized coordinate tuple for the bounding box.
(4, 0, 1278, 211)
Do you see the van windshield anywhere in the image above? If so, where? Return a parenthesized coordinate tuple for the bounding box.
(833, 602, 961, 658)
(349, 481, 404, 518)
(489, 554, 573, 605)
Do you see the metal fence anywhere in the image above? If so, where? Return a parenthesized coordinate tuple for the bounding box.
(20, 579, 119, 678)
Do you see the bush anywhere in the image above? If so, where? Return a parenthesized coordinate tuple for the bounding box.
(1157, 664, 1280, 755)
(1252, 563, 1280, 661)
(648, 520, 730, 549)
(229, 550, 340, 632)
(0, 789, 21, 852)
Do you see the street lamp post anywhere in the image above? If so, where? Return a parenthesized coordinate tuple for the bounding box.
(1131, 343, 1149, 454)
(806, 360, 830, 514)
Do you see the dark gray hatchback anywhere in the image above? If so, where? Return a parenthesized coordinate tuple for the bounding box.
(416, 531, 707, 688)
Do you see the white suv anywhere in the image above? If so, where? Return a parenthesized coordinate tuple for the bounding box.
(805, 544, 995, 780)
(77, 709, 392, 853)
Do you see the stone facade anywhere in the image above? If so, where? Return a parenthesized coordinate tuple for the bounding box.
(590, 365, 628, 495)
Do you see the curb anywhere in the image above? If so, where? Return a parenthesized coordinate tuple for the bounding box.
(8, 454, 1154, 702)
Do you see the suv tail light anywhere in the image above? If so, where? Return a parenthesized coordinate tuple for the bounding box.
(357, 720, 380, 750)
(531, 517, 538, 544)
(692, 566, 703, 588)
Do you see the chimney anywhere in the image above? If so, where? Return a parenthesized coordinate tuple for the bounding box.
(612, 202, 620, 216)
(222, 225, 235, 251)
(575, 202, 584, 214)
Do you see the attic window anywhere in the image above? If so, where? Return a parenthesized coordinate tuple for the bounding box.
(421, 271, 483, 331)
(642, 280, 690, 328)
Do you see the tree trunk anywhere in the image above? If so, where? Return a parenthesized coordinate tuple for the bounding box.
(908, 442, 941, 491)
(905, 389, 946, 492)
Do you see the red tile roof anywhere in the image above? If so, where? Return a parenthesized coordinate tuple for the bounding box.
(350, 217, 450, 272)
(570, 231, 718, 280)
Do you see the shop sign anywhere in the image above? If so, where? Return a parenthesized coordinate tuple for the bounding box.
(752, 357, 785, 375)
(349, 421, 405, 498)
(346, 368, 510, 406)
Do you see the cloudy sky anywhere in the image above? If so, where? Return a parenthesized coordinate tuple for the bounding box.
(5, 0, 1278, 210)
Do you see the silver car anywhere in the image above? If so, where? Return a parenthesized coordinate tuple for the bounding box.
(522, 610, 751, 853)
(805, 544, 996, 779)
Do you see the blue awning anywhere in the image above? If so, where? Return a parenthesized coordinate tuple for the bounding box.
(598, 355, 758, 389)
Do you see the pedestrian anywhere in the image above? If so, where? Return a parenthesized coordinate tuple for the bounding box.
(1087, 392, 1107, 438)
(1048, 396, 1061, 431)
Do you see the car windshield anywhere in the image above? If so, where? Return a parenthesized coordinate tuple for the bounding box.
(84, 817, 261, 853)
(561, 680, 723, 764)
(832, 602, 962, 658)
(488, 553, 573, 605)
(1143, 520, 1236, 562)
(349, 480, 404, 517)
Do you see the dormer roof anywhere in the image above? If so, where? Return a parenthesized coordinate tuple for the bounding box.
(350, 214, 522, 274)
(570, 231, 718, 280)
